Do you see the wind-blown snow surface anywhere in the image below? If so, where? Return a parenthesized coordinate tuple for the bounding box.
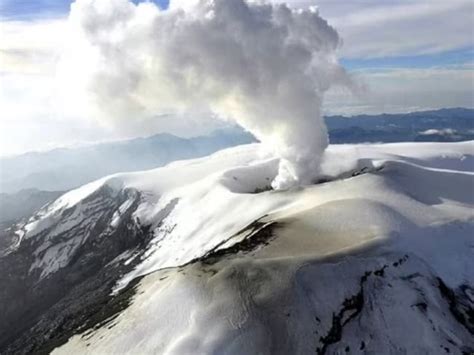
(13, 141, 474, 354)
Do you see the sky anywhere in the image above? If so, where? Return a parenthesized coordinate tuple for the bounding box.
(0, 0, 473, 156)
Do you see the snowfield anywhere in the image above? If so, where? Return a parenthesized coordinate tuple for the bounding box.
(9, 141, 474, 354)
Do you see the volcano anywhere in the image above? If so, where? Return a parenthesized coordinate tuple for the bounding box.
(0, 141, 473, 354)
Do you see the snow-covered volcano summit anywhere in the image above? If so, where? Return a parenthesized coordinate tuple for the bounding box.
(1, 141, 473, 354)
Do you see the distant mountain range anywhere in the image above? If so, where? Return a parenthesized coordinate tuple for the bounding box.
(0, 189, 64, 229)
(325, 107, 474, 143)
(0, 108, 472, 194)
(0, 128, 255, 194)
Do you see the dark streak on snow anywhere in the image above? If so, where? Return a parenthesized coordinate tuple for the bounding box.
(316, 255, 409, 355)
(315, 271, 369, 355)
(194, 216, 279, 265)
(315, 253, 474, 355)
(437, 278, 474, 335)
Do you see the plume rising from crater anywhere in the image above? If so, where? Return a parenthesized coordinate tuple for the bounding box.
(58, 0, 351, 189)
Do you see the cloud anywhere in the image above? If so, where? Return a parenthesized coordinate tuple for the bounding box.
(0, 19, 66, 74)
(257, 0, 474, 59)
(323, 0, 474, 58)
(57, 0, 351, 189)
(325, 65, 474, 115)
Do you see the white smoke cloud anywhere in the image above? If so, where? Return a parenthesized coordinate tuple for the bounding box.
(58, 0, 351, 189)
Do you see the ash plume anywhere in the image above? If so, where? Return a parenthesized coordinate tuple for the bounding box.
(58, 0, 351, 189)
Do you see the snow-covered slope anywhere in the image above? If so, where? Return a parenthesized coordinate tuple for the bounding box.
(2, 141, 474, 354)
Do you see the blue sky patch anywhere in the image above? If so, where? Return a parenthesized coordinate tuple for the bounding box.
(0, 0, 170, 20)
(341, 47, 474, 71)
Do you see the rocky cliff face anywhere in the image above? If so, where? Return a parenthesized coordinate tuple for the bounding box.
(0, 185, 152, 353)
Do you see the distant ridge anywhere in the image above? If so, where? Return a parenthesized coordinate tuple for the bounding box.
(325, 107, 473, 143)
(1, 108, 472, 194)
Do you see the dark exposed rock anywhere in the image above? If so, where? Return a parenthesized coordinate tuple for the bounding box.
(437, 278, 474, 335)
(316, 263, 374, 355)
(314, 253, 474, 355)
(196, 217, 279, 265)
(0, 186, 154, 354)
